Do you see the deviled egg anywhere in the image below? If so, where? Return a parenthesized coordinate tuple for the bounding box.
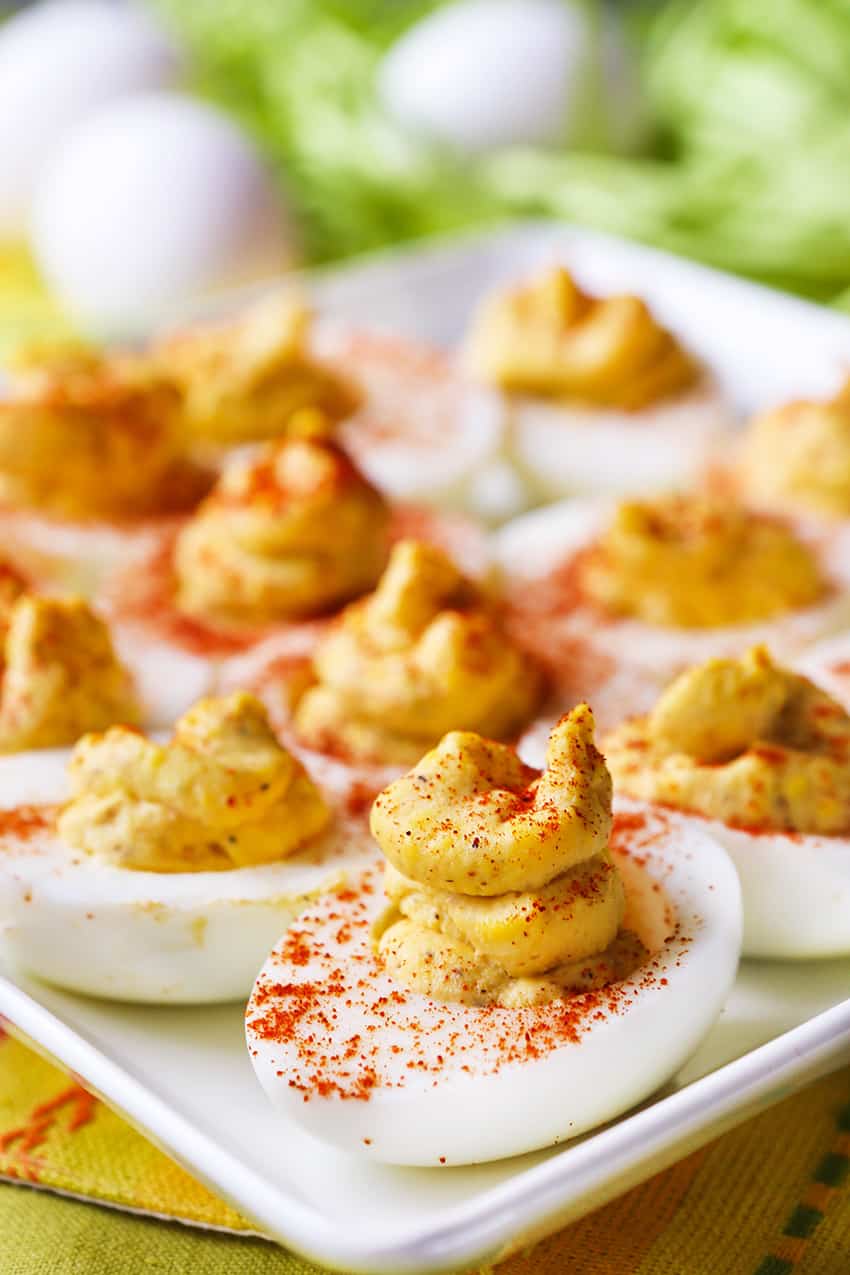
(464, 265, 731, 501)
(0, 587, 139, 751)
(253, 539, 544, 796)
(0, 592, 138, 750)
(159, 293, 519, 521)
(105, 424, 490, 727)
(605, 646, 850, 958)
(0, 342, 212, 591)
(495, 493, 850, 743)
(247, 708, 741, 1165)
(101, 425, 391, 726)
(153, 292, 360, 454)
(0, 693, 375, 1002)
(735, 378, 850, 523)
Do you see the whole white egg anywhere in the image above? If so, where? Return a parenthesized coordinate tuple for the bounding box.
(378, 0, 645, 155)
(30, 93, 295, 336)
(0, 0, 183, 235)
(247, 807, 742, 1165)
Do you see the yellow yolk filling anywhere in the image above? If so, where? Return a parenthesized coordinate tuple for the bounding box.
(0, 561, 28, 636)
(59, 692, 331, 872)
(0, 347, 210, 519)
(294, 540, 543, 764)
(579, 496, 825, 628)
(155, 294, 360, 446)
(0, 595, 139, 752)
(464, 266, 699, 410)
(370, 707, 642, 1007)
(740, 380, 850, 518)
(604, 645, 850, 834)
(174, 432, 390, 628)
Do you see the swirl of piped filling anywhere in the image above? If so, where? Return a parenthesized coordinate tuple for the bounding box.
(464, 266, 699, 410)
(174, 429, 390, 627)
(59, 692, 331, 872)
(605, 645, 850, 834)
(155, 294, 360, 446)
(579, 495, 826, 629)
(370, 708, 644, 1007)
(294, 540, 543, 764)
(739, 379, 850, 518)
(0, 345, 211, 519)
(0, 593, 139, 752)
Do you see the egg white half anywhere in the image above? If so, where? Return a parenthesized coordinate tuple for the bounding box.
(648, 807, 850, 960)
(496, 499, 850, 741)
(509, 380, 733, 502)
(246, 803, 741, 1166)
(0, 506, 170, 595)
(0, 749, 375, 1004)
(110, 622, 219, 729)
(97, 529, 242, 729)
(387, 503, 493, 582)
(314, 320, 530, 522)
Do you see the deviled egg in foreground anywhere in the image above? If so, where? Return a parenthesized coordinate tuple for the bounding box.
(464, 265, 731, 501)
(247, 708, 741, 1165)
(605, 646, 850, 958)
(496, 493, 850, 741)
(0, 693, 375, 1002)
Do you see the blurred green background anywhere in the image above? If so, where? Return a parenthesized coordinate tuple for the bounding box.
(154, 0, 850, 308)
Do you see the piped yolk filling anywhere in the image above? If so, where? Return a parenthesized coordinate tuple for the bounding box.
(740, 380, 850, 518)
(605, 645, 850, 834)
(0, 594, 139, 752)
(464, 266, 699, 411)
(0, 345, 211, 520)
(579, 496, 826, 629)
(370, 706, 646, 1006)
(155, 294, 360, 446)
(294, 540, 543, 765)
(174, 431, 390, 628)
(59, 692, 330, 872)
(0, 571, 138, 752)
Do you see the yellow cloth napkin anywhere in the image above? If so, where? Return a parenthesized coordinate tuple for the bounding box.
(2, 1021, 850, 1274)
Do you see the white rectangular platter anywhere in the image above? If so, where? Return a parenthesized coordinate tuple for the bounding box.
(3, 223, 850, 1274)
